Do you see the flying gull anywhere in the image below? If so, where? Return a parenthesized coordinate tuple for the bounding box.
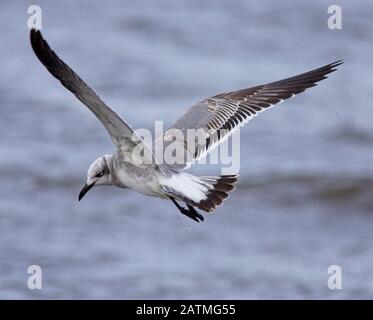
(30, 29, 342, 222)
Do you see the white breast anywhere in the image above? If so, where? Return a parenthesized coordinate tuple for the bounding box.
(116, 167, 163, 198)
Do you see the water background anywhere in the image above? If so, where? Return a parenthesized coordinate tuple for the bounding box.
(0, 0, 373, 299)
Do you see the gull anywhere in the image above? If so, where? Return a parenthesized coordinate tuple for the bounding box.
(30, 29, 342, 222)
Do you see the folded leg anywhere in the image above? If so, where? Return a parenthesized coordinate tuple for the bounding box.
(170, 197, 204, 223)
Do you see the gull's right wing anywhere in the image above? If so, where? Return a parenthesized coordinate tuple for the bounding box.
(30, 29, 158, 168)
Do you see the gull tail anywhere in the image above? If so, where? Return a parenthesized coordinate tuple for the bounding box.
(160, 173, 238, 213)
(196, 175, 238, 212)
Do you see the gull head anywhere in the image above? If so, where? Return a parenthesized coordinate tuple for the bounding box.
(78, 154, 113, 201)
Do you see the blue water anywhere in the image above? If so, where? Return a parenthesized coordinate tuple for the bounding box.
(0, 0, 373, 299)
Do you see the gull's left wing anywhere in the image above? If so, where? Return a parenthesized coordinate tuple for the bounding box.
(30, 29, 158, 168)
(156, 60, 343, 171)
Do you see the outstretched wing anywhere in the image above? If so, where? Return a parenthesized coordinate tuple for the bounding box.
(157, 60, 342, 170)
(30, 29, 158, 168)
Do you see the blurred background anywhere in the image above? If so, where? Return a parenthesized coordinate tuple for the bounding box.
(0, 0, 372, 299)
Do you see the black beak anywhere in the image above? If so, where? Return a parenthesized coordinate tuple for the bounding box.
(78, 183, 94, 201)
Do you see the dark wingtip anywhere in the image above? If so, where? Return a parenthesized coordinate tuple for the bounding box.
(30, 28, 45, 60)
(329, 59, 344, 71)
(30, 28, 41, 47)
(332, 59, 344, 65)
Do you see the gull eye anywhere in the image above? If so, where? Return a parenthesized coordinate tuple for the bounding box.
(95, 171, 104, 178)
